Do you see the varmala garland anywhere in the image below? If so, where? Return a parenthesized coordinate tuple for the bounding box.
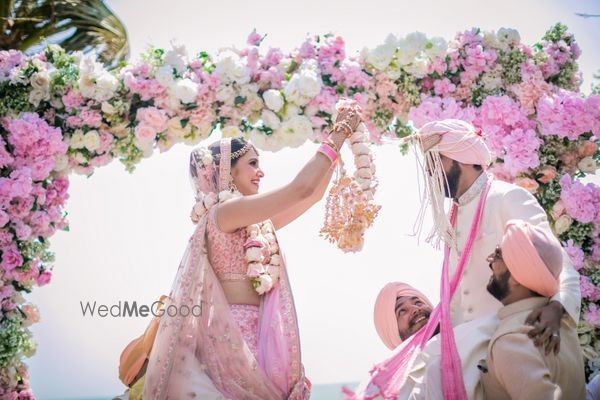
(320, 122, 381, 253)
(190, 146, 281, 295)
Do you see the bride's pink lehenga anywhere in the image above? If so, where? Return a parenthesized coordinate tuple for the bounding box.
(143, 149, 311, 399)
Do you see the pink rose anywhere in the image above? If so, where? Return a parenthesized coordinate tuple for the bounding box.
(550, 200, 566, 220)
(578, 140, 598, 158)
(515, 177, 539, 194)
(536, 165, 557, 184)
(134, 123, 157, 143)
(1, 245, 23, 271)
(136, 107, 168, 132)
(36, 269, 52, 286)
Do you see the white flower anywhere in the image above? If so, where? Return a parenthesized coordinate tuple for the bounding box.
(94, 72, 119, 101)
(218, 190, 236, 202)
(164, 51, 186, 74)
(261, 109, 281, 130)
(497, 28, 521, 46)
(279, 115, 312, 148)
(351, 142, 370, 155)
(245, 247, 264, 263)
(9, 68, 27, 85)
(191, 201, 207, 222)
(366, 34, 397, 70)
(248, 129, 268, 150)
(403, 55, 430, 79)
(356, 167, 373, 179)
(70, 130, 86, 149)
(173, 78, 198, 103)
(83, 130, 101, 152)
(221, 125, 242, 138)
(73, 152, 88, 164)
(166, 117, 191, 139)
(266, 264, 280, 283)
(578, 157, 597, 174)
(397, 32, 427, 66)
(30, 71, 50, 91)
(283, 64, 322, 106)
(215, 84, 236, 104)
(155, 65, 175, 88)
(481, 67, 503, 91)
(263, 89, 284, 112)
(28, 89, 48, 106)
(215, 49, 250, 84)
(246, 262, 265, 278)
(424, 37, 447, 59)
(356, 155, 371, 168)
(284, 104, 300, 119)
(101, 101, 116, 115)
(554, 214, 573, 235)
(254, 274, 274, 295)
(203, 192, 218, 208)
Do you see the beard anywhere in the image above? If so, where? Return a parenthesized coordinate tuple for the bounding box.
(444, 160, 461, 198)
(399, 309, 432, 340)
(487, 270, 511, 301)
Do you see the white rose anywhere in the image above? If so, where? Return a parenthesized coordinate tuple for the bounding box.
(424, 37, 447, 59)
(164, 49, 187, 74)
(28, 89, 48, 107)
(578, 157, 597, 174)
(30, 71, 50, 91)
(215, 85, 236, 104)
(70, 130, 86, 149)
(261, 109, 281, 130)
(166, 117, 191, 139)
(255, 274, 274, 295)
(481, 69, 503, 91)
(284, 104, 300, 119)
(554, 214, 572, 235)
(50, 96, 64, 109)
(497, 28, 521, 46)
(263, 89, 284, 112)
(83, 130, 101, 152)
(245, 247, 264, 263)
(366, 34, 397, 70)
(101, 101, 116, 115)
(95, 72, 118, 101)
(173, 78, 198, 103)
(297, 67, 322, 98)
(403, 56, 430, 79)
(248, 129, 268, 151)
(279, 115, 312, 148)
(155, 65, 175, 88)
(73, 152, 88, 164)
(134, 138, 154, 158)
(483, 31, 504, 50)
(221, 125, 242, 138)
(215, 50, 250, 84)
(247, 262, 266, 278)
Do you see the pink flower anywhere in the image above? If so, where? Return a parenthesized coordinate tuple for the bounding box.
(536, 165, 557, 184)
(134, 123, 157, 143)
(80, 109, 102, 128)
(433, 78, 456, 97)
(581, 275, 600, 301)
(36, 269, 52, 286)
(62, 90, 84, 110)
(584, 303, 600, 327)
(578, 141, 598, 158)
(514, 177, 539, 194)
(136, 107, 168, 132)
(247, 29, 263, 46)
(559, 174, 599, 223)
(0, 50, 24, 80)
(1, 244, 23, 272)
(562, 239, 584, 270)
(0, 211, 8, 228)
(408, 96, 476, 129)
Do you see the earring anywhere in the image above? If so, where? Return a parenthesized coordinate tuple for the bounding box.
(230, 182, 238, 192)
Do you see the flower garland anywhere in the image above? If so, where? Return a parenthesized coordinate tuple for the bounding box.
(321, 123, 380, 252)
(189, 147, 280, 295)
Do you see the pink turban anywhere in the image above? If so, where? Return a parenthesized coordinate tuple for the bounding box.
(374, 282, 433, 350)
(417, 119, 492, 168)
(501, 220, 563, 297)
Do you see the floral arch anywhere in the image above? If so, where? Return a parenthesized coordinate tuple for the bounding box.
(0, 23, 598, 397)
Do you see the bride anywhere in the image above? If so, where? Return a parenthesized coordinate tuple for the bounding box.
(142, 103, 362, 399)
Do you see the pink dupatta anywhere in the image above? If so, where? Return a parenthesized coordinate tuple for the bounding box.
(142, 213, 310, 399)
(346, 181, 491, 400)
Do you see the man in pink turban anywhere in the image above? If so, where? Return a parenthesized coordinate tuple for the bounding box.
(373, 282, 434, 350)
(480, 220, 585, 399)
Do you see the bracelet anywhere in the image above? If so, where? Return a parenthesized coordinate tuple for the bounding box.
(317, 143, 338, 164)
(322, 138, 339, 154)
(333, 120, 354, 137)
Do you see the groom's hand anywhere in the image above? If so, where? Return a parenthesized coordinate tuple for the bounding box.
(525, 300, 564, 355)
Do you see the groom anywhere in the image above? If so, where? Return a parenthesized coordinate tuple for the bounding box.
(403, 119, 581, 398)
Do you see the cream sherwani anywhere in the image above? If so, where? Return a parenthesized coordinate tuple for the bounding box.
(480, 296, 586, 400)
(404, 173, 581, 400)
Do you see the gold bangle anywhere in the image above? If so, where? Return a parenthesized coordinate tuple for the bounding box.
(322, 139, 339, 154)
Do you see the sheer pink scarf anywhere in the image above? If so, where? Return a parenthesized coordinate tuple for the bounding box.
(346, 181, 490, 400)
(143, 212, 310, 399)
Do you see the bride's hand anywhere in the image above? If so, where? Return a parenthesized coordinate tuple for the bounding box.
(335, 102, 362, 134)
